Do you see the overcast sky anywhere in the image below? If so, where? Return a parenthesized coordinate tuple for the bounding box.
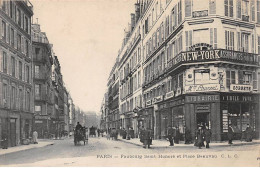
(31, 0, 135, 114)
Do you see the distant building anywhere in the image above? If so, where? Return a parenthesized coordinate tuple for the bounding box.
(32, 23, 54, 138)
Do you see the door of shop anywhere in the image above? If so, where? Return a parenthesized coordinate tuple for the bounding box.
(196, 113, 209, 128)
(10, 119, 16, 147)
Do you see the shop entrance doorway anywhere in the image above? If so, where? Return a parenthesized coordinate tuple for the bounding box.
(196, 113, 209, 128)
(10, 119, 16, 147)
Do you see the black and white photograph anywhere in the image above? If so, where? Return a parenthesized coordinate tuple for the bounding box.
(0, 0, 259, 167)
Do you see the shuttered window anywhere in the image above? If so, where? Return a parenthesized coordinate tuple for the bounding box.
(251, 0, 256, 21)
(226, 70, 231, 88)
(209, 0, 216, 15)
(225, 30, 234, 50)
(237, 0, 242, 18)
(185, 31, 192, 51)
(178, 1, 182, 25)
(210, 28, 217, 48)
(225, 0, 234, 17)
(253, 71, 257, 90)
(257, 0, 260, 23)
(252, 34, 255, 53)
(185, 0, 192, 17)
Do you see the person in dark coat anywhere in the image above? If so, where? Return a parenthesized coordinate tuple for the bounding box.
(227, 125, 234, 144)
(185, 127, 192, 144)
(245, 124, 253, 142)
(195, 126, 204, 149)
(139, 126, 145, 143)
(174, 127, 180, 144)
(75, 122, 82, 131)
(167, 127, 174, 146)
(122, 128, 127, 139)
(204, 126, 212, 148)
(2, 131, 8, 149)
(143, 128, 151, 149)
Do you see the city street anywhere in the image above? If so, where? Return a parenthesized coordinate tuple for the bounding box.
(0, 137, 259, 166)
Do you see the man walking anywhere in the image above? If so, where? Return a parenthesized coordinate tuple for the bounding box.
(143, 128, 151, 149)
(245, 124, 253, 142)
(228, 125, 234, 144)
(204, 126, 211, 148)
(167, 126, 174, 146)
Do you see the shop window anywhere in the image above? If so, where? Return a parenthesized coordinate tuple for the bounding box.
(194, 69, 210, 84)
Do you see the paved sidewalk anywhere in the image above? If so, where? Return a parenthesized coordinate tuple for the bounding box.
(117, 136, 260, 148)
(0, 139, 54, 156)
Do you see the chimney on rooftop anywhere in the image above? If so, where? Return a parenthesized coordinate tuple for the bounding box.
(130, 13, 135, 32)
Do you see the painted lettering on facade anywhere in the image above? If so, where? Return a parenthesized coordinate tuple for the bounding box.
(230, 84, 253, 92)
(185, 84, 220, 93)
(185, 95, 220, 103)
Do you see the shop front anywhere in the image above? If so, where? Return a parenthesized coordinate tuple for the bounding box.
(220, 93, 259, 140)
(157, 96, 185, 139)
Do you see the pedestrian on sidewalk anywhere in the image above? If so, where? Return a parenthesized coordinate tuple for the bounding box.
(106, 128, 111, 140)
(139, 126, 144, 144)
(32, 131, 38, 144)
(204, 126, 211, 148)
(195, 126, 204, 149)
(1, 131, 8, 149)
(167, 126, 174, 146)
(143, 128, 152, 149)
(228, 125, 234, 144)
(122, 128, 127, 139)
(174, 127, 180, 144)
(184, 127, 192, 144)
(245, 124, 253, 142)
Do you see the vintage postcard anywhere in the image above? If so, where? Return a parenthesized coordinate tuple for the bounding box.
(0, 0, 259, 167)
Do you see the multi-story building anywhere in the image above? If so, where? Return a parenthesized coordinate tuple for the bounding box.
(32, 23, 54, 138)
(68, 94, 75, 133)
(118, 1, 143, 137)
(100, 92, 108, 131)
(107, 58, 120, 130)
(104, 0, 260, 142)
(0, 0, 34, 147)
(63, 86, 69, 135)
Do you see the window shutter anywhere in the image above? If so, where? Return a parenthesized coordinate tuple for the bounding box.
(237, 0, 241, 19)
(257, 0, 260, 23)
(174, 5, 177, 27)
(238, 70, 244, 84)
(230, 0, 234, 17)
(237, 32, 241, 51)
(185, 31, 189, 51)
(209, 0, 216, 15)
(0, 82, 2, 106)
(210, 28, 213, 47)
(253, 71, 257, 90)
(214, 28, 217, 48)
(252, 34, 255, 53)
(7, 85, 11, 108)
(258, 36, 260, 54)
(251, 0, 256, 21)
(225, 30, 228, 49)
(226, 70, 230, 88)
(185, 0, 191, 17)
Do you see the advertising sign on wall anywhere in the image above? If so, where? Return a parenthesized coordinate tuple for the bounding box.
(185, 84, 220, 93)
(230, 84, 253, 92)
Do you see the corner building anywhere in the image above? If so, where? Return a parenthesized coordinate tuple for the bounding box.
(141, 0, 260, 141)
(0, 0, 34, 146)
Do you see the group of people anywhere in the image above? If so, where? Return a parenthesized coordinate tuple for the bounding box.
(139, 127, 153, 149)
(194, 125, 212, 149)
(228, 124, 254, 144)
(106, 128, 118, 140)
(167, 126, 181, 146)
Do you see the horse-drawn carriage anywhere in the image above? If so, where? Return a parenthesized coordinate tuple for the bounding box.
(89, 126, 96, 137)
(74, 128, 87, 146)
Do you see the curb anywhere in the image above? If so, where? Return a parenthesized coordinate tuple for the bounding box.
(0, 142, 55, 156)
(117, 139, 260, 148)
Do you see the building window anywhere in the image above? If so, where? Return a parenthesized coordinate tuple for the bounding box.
(17, 9, 21, 27)
(35, 105, 42, 115)
(242, 0, 249, 16)
(3, 83, 8, 105)
(2, 21, 6, 41)
(35, 84, 40, 100)
(19, 89, 23, 110)
(19, 61, 22, 80)
(11, 86, 16, 109)
(26, 65, 30, 83)
(26, 91, 30, 111)
(194, 69, 210, 84)
(24, 16, 29, 33)
(226, 70, 236, 87)
(11, 56, 15, 77)
(241, 33, 249, 52)
(10, 28, 14, 47)
(3, 52, 7, 73)
(17, 34, 21, 51)
(225, 30, 234, 50)
(243, 71, 252, 85)
(25, 40, 29, 57)
(257, 0, 260, 23)
(193, 29, 210, 45)
(224, 0, 233, 17)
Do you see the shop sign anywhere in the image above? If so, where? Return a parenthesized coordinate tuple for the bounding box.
(196, 105, 210, 112)
(146, 100, 152, 106)
(175, 87, 182, 96)
(153, 96, 163, 104)
(192, 10, 208, 18)
(222, 110, 229, 132)
(185, 95, 220, 103)
(185, 84, 220, 93)
(35, 115, 50, 120)
(221, 95, 257, 102)
(35, 120, 43, 123)
(165, 91, 174, 100)
(169, 49, 259, 69)
(230, 84, 253, 92)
